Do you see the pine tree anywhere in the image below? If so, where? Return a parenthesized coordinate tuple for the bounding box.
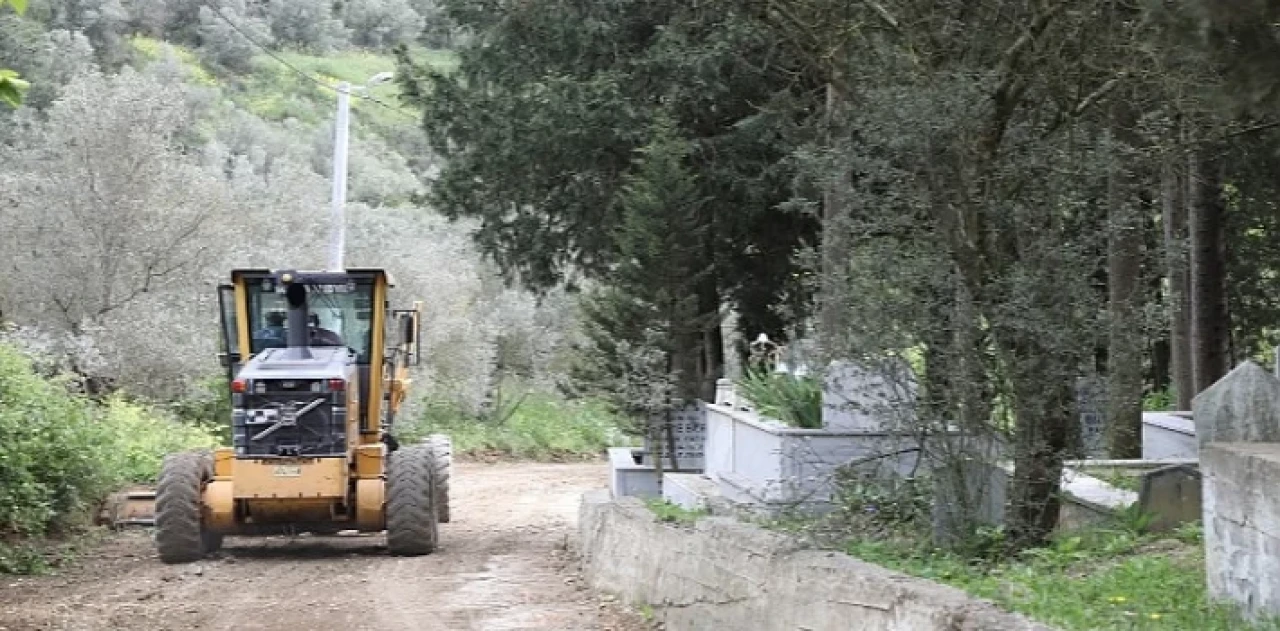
(569, 118, 716, 468)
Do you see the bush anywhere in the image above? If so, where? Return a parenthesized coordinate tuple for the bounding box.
(0, 343, 220, 538)
(735, 367, 822, 428)
(0, 344, 116, 535)
(98, 395, 222, 483)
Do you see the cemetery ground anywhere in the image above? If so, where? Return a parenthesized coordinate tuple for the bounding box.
(645, 497, 1279, 631)
(0, 462, 649, 631)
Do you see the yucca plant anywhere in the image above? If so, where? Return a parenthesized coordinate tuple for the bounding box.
(734, 366, 823, 429)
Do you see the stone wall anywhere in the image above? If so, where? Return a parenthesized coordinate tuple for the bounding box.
(579, 490, 1054, 631)
(1202, 443, 1280, 620)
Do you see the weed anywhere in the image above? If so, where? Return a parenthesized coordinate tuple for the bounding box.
(844, 525, 1280, 631)
(1173, 520, 1204, 545)
(644, 499, 708, 525)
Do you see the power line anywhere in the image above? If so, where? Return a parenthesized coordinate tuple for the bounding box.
(197, 0, 418, 121)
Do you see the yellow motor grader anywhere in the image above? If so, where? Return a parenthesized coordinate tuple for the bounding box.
(104, 268, 451, 562)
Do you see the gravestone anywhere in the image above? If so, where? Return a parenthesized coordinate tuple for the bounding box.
(1138, 464, 1202, 532)
(1075, 376, 1107, 459)
(1192, 361, 1280, 448)
(643, 403, 706, 470)
(822, 359, 918, 432)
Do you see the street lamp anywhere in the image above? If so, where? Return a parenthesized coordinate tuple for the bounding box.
(327, 72, 396, 272)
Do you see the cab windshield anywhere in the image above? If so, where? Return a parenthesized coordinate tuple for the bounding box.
(247, 279, 375, 363)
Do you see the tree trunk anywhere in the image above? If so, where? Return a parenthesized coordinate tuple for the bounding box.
(818, 77, 853, 357)
(1106, 157, 1145, 459)
(698, 275, 725, 402)
(953, 279, 992, 432)
(1162, 146, 1193, 409)
(1002, 335, 1074, 548)
(1188, 150, 1229, 395)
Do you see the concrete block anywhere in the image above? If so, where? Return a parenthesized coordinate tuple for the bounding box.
(610, 447, 700, 500)
(662, 473, 719, 512)
(1192, 361, 1280, 449)
(579, 490, 1053, 631)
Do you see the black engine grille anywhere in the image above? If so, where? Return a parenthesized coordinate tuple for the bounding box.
(233, 391, 346, 457)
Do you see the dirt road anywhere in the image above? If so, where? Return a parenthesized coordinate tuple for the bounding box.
(0, 462, 649, 631)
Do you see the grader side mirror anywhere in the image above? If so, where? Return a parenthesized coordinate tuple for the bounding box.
(393, 303, 422, 366)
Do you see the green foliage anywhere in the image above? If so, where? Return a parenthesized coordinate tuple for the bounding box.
(400, 0, 820, 344)
(568, 117, 717, 415)
(168, 376, 234, 446)
(399, 390, 635, 460)
(644, 498, 708, 525)
(833, 470, 933, 529)
(0, 68, 27, 107)
(0, 344, 119, 536)
(846, 528, 1280, 631)
(0, 541, 47, 574)
(1173, 520, 1204, 545)
(98, 395, 221, 483)
(0, 0, 28, 107)
(129, 36, 218, 86)
(0, 344, 219, 539)
(1143, 387, 1177, 412)
(734, 367, 822, 429)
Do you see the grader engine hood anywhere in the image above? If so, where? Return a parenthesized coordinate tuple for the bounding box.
(231, 347, 356, 458)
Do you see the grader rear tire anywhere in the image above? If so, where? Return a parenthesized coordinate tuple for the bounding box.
(425, 434, 452, 523)
(154, 450, 213, 564)
(386, 445, 439, 556)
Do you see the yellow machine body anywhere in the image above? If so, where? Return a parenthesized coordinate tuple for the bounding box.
(102, 269, 423, 536)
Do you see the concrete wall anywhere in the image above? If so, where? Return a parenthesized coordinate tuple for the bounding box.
(1202, 443, 1280, 620)
(579, 490, 1054, 631)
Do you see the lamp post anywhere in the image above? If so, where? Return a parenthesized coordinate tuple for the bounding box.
(327, 71, 395, 272)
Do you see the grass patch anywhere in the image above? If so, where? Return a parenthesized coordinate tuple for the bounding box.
(240, 46, 454, 130)
(125, 36, 457, 144)
(400, 391, 637, 460)
(843, 526, 1279, 631)
(644, 499, 708, 525)
(0, 528, 109, 575)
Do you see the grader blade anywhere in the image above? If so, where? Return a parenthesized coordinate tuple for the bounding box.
(98, 487, 157, 528)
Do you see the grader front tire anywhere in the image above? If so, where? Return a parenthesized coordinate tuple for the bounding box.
(386, 445, 439, 556)
(154, 451, 213, 564)
(425, 434, 453, 523)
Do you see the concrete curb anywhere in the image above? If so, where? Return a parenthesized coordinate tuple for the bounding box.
(579, 489, 1057, 631)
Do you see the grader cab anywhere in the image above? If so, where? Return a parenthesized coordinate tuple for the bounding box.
(105, 268, 452, 562)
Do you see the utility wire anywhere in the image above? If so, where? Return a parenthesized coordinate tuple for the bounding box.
(197, 0, 419, 121)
